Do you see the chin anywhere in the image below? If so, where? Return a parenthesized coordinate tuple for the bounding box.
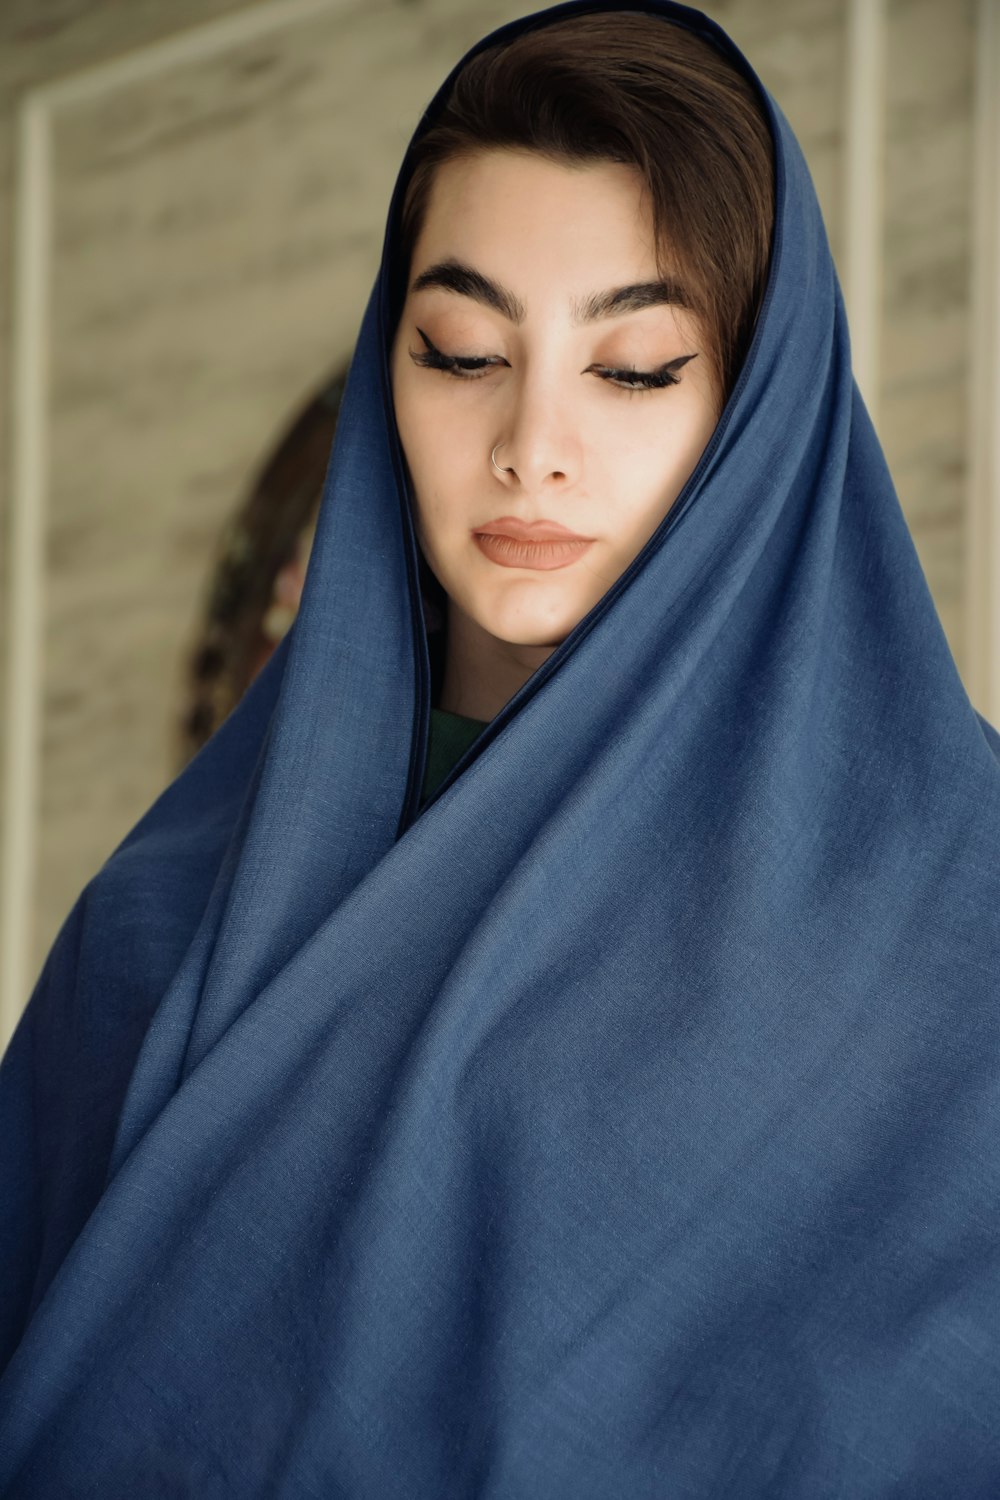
(473, 597, 581, 651)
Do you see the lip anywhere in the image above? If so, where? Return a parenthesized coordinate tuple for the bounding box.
(474, 515, 593, 542)
(472, 532, 595, 571)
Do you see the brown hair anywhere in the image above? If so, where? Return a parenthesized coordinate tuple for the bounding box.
(395, 10, 774, 405)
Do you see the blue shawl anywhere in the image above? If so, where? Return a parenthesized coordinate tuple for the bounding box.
(2, 3, 999, 1494)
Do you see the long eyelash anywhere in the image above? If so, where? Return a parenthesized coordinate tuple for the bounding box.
(410, 327, 496, 380)
(410, 349, 494, 380)
(599, 354, 699, 392)
(408, 328, 698, 391)
(602, 366, 681, 391)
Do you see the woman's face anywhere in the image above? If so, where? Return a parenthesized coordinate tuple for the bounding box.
(390, 149, 723, 653)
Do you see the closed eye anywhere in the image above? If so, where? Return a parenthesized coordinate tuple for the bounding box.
(409, 341, 500, 380)
(409, 327, 698, 391)
(591, 359, 697, 391)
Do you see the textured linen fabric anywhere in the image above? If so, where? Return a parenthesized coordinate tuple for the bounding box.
(2, 1, 999, 1495)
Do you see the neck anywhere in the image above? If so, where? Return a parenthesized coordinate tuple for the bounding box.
(438, 602, 556, 721)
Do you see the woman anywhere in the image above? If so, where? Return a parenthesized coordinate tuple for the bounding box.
(2, 1, 998, 1494)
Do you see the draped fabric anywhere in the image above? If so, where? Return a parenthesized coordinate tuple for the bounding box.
(2, 2, 999, 1494)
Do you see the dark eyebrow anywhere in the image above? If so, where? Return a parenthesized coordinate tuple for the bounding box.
(411, 260, 526, 323)
(409, 257, 691, 325)
(576, 278, 692, 321)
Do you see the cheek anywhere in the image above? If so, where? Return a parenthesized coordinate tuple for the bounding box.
(395, 414, 473, 553)
(607, 401, 716, 540)
(409, 439, 471, 523)
(399, 404, 484, 517)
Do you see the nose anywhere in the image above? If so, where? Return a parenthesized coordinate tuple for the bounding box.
(491, 366, 581, 489)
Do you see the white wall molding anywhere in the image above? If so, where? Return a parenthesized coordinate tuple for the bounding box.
(842, 0, 887, 421)
(1, 94, 51, 1055)
(967, 0, 1000, 723)
(0, 0, 352, 1054)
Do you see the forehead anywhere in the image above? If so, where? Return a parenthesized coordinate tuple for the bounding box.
(412, 148, 660, 280)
